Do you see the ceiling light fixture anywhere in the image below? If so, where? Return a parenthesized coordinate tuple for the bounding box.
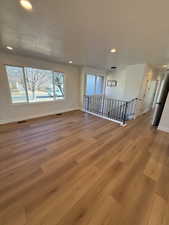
(20, 0, 32, 11)
(6, 46, 13, 50)
(110, 48, 117, 53)
(68, 60, 73, 64)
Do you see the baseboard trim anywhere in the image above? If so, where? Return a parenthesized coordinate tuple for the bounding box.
(158, 125, 169, 133)
(0, 107, 80, 125)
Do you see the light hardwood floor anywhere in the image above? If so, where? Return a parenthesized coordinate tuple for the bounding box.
(0, 110, 169, 225)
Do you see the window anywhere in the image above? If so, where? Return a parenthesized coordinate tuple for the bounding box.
(53, 72, 64, 99)
(24, 67, 54, 102)
(5, 66, 27, 103)
(86, 74, 104, 95)
(5, 65, 64, 104)
(86, 74, 96, 95)
(96, 76, 104, 94)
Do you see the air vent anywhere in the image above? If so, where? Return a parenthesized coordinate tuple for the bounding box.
(17, 120, 27, 124)
(111, 66, 117, 70)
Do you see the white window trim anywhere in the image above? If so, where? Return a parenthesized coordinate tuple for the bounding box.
(5, 65, 65, 104)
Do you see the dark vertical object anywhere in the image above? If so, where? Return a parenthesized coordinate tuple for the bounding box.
(110, 99, 113, 118)
(117, 100, 120, 120)
(87, 96, 89, 111)
(123, 102, 128, 125)
(101, 95, 105, 117)
(119, 102, 122, 121)
(153, 73, 169, 126)
(115, 100, 117, 119)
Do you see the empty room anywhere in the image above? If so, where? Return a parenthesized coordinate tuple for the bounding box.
(1, 0, 169, 225)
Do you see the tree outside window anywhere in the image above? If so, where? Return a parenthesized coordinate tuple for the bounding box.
(5, 65, 64, 103)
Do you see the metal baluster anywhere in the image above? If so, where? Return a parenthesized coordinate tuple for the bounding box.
(120, 101, 122, 121)
(91, 95, 92, 112)
(127, 101, 130, 119)
(113, 99, 115, 120)
(95, 95, 96, 113)
(101, 95, 105, 117)
(93, 95, 94, 113)
(107, 98, 109, 117)
(112, 99, 114, 120)
(99, 96, 101, 114)
(109, 99, 112, 118)
(123, 102, 128, 125)
(103, 97, 106, 117)
(116, 100, 118, 120)
(116, 100, 119, 120)
(93, 95, 95, 113)
(117, 100, 119, 120)
(92, 95, 94, 113)
(89, 96, 92, 112)
(87, 96, 88, 111)
(107, 98, 108, 117)
(121, 101, 124, 122)
(111, 99, 114, 120)
(115, 99, 118, 120)
(85, 95, 86, 111)
(110, 99, 112, 118)
(89, 96, 91, 112)
(97, 96, 99, 114)
(108, 99, 110, 118)
(97, 95, 99, 114)
(118, 100, 120, 120)
(105, 97, 108, 117)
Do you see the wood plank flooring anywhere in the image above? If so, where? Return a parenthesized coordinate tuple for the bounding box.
(0, 110, 169, 225)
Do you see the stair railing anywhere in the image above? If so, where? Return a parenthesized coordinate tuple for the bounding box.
(83, 95, 141, 125)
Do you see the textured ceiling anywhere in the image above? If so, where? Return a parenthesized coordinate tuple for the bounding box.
(0, 0, 169, 69)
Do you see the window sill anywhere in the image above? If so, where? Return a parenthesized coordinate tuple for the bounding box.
(10, 99, 65, 106)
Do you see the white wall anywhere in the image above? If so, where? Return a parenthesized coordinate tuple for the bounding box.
(158, 93, 169, 133)
(105, 69, 126, 100)
(124, 64, 145, 101)
(0, 53, 80, 124)
(105, 64, 162, 117)
(105, 64, 145, 101)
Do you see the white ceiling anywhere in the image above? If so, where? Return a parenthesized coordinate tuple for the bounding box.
(1, 0, 169, 69)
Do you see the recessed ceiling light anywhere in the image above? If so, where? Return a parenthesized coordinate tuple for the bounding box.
(110, 48, 117, 53)
(68, 60, 73, 64)
(20, 0, 32, 11)
(6, 46, 13, 50)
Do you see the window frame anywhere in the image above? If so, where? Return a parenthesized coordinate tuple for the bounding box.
(5, 64, 65, 105)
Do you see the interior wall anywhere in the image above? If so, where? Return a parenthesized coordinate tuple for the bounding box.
(0, 53, 81, 124)
(105, 64, 145, 101)
(125, 64, 145, 100)
(104, 64, 161, 117)
(105, 69, 126, 100)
